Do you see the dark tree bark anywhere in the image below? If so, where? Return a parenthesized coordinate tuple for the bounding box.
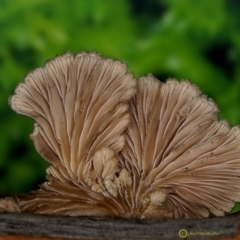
(0, 213, 240, 240)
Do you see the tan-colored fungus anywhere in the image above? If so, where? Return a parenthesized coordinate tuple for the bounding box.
(5, 51, 240, 219)
(10, 52, 137, 217)
(119, 76, 240, 219)
(0, 197, 20, 213)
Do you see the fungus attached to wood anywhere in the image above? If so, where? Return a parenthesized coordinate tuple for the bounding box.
(119, 76, 240, 219)
(0, 197, 20, 213)
(4, 51, 240, 219)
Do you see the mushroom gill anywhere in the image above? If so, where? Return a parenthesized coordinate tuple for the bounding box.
(5, 51, 240, 219)
(119, 75, 240, 219)
(0, 197, 20, 213)
(10, 52, 137, 216)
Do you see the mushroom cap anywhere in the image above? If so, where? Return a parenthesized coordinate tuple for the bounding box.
(8, 52, 240, 219)
(119, 75, 240, 219)
(10, 52, 137, 216)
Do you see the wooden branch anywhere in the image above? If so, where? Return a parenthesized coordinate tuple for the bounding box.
(0, 212, 240, 240)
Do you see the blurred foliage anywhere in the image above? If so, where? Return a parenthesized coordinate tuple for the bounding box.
(1, 0, 240, 213)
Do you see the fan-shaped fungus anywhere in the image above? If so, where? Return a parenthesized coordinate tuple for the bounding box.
(119, 76, 240, 219)
(3, 51, 240, 219)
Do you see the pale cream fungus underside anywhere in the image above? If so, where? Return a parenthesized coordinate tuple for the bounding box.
(1, 51, 240, 219)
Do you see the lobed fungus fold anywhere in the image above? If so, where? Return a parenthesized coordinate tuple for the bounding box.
(2, 51, 240, 219)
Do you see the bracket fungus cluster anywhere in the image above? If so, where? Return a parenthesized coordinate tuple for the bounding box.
(1, 51, 240, 219)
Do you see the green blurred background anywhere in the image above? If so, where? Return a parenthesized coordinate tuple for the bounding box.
(1, 0, 240, 213)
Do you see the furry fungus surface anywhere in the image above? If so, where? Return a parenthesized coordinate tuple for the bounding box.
(2, 51, 240, 219)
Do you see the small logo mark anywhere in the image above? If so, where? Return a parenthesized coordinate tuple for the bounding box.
(179, 229, 188, 238)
